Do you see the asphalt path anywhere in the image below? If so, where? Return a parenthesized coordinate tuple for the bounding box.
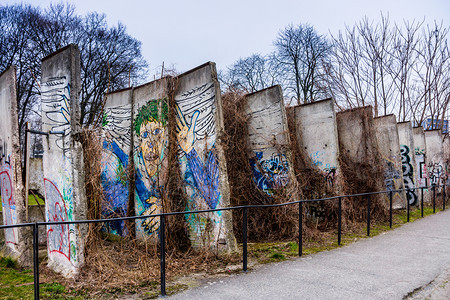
(169, 209, 450, 299)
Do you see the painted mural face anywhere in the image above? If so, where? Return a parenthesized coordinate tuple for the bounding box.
(139, 120, 166, 177)
(133, 99, 168, 236)
(134, 99, 168, 178)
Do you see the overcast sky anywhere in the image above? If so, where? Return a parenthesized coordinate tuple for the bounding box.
(5, 0, 450, 79)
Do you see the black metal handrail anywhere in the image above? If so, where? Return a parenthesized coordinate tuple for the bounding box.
(0, 183, 447, 299)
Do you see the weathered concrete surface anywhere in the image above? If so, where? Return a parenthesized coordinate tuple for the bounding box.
(175, 63, 236, 251)
(444, 136, 450, 192)
(374, 115, 406, 208)
(424, 130, 445, 189)
(41, 45, 87, 277)
(101, 88, 133, 237)
(398, 121, 418, 206)
(244, 85, 298, 197)
(169, 209, 450, 300)
(1, 206, 46, 244)
(132, 78, 170, 239)
(0, 66, 31, 266)
(29, 158, 45, 196)
(413, 127, 428, 189)
(294, 98, 340, 189)
(336, 107, 385, 202)
(406, 267, 450, 300)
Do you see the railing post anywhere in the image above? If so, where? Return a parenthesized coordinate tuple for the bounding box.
(243, 207, 248, 272)
(421, 187, 424, 218)
(389, 191, 393, 228)
(407, 192, 410, 223)
(159, 215, 166, 297)
(433, 184, 436, 213)
(337, 197, 342, 246)
(443, 183, 446, 211)
(367, 195, 370, 237)
(299, 201, 303, 256)
(33, 223, 39, 300)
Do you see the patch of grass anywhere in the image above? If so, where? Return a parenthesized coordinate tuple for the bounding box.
(0, 257, 80, 299)
(28, 194, 45, 206)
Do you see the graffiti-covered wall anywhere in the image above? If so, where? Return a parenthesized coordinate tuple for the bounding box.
(424, 130, 445, 189)
(294, 98, 340, 189)
(101, 88, 133, 236)
(133, 78, 170, 239)
(374, 115, 406, 208)
(444, 136, 450, 192)
(244, 86, 297, 197)
(100, 66, 236, 251)
(41, 45, 87, 277)
(0, 66, 29, 264)
(398, 122, 418, 205)
(175, 63, 236, 251)
(412, 127, 427, 189)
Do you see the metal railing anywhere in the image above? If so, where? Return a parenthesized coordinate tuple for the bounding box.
(0, 183, 447, 299)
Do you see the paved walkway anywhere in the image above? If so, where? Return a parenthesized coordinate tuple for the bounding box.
(169, 210, 450, 299)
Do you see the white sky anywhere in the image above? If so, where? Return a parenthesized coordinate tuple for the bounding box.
(4, 0, 450, 79)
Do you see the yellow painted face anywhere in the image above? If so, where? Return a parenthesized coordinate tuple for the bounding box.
(140, 121, 166, 177)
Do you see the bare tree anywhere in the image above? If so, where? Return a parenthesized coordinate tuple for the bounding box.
(412, 22, 449, 128)
(0, 4, 42, 132)
(326, 25, 371, 108)
(219, 54, 279, 93)
(357, 15, 396, 117)
(0, 3, 148, 131)
(327, 14, 448, 128)
(273, 24, 331, 105)
(388, 19, 423, 121)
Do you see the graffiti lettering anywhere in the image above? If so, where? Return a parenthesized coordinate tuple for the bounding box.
(428, 162, 444, 186)
(44, 179, 71, 263)
(0, 169, 18, 247)
(400, 145, 417, 205)
(415, 147, 427, 187)
(324, 167, 337, 187)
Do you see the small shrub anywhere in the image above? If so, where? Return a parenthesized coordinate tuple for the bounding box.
(0, 256, 18, 269)
(269, 253, 286, 260)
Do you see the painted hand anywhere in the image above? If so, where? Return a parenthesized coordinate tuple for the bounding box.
(176, 105, 200, 154)
(141, 198, 160, 234)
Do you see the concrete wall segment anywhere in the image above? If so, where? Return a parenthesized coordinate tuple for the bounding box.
(101, 88, 134, 236)
(397, 121, 418, 205)
(0, 66, 30, 265)
(373, 115, 406, 208)
(336, 106, 386, 207)
(132, 77, 170, 239)
(413, 127, 428, 189)
(424, 130, 445, 189)
(244, 85, 298, 199)
(41, 44, 86, 277)
(174, 62, 236, 251)
(293, 98, 340, 189)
